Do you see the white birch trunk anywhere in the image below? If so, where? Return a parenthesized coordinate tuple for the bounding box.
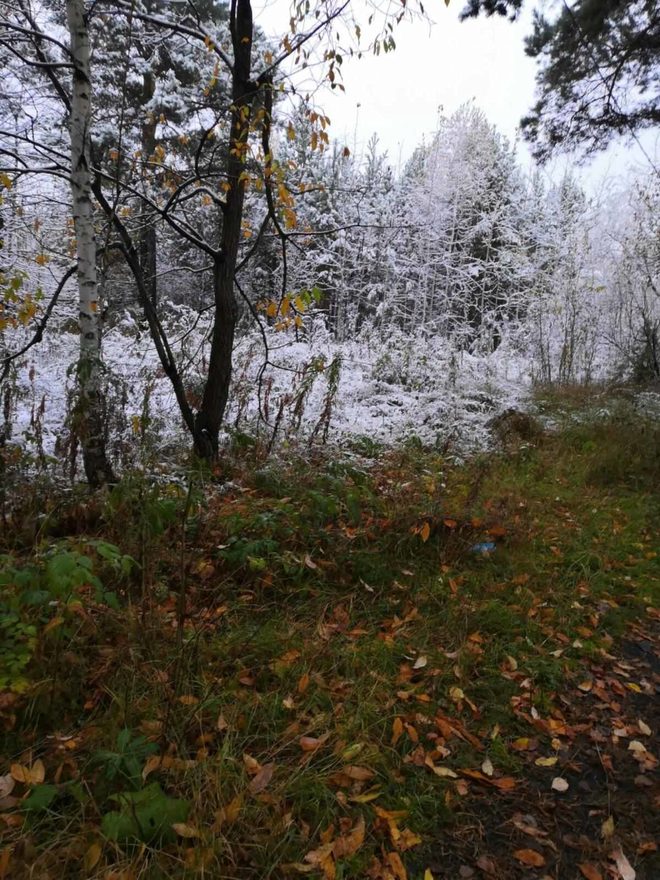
(66, 0, 113, 485)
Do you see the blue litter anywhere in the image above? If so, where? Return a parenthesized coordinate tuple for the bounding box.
(470, 542, 497, 555)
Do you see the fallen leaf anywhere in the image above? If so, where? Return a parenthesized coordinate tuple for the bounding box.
(420, 522, 431, 543)
(332, 815, 365, 858)
(392, 717, 404, 746)
(300, 734, 329, 752)
(348, 788, 382, 803)
(341, 765, 375, 781)
(0, 777, 15, 799)
(476, 855, 497, 874)
(449, 686, 465, 702)
(481, 758, 494, 777)
(213, 794, 242, 828)
(610, 845, 635, 880)
(172, 822, 200, 838)
(601, 816, 615, 839)
(142, 755, 162, 781)
(535, 756, 558, 767)
(637, 719, 651, 736)
(386, 851, 408, 880)
(10, 760, 45, 785)
(249, 763, 275, 794)
(413, 655, 428, 670)
(0, 848, 10, 880)
(84, 842, 103, 872)
(513, 849, 545, 867)
(304, 842, 335, 879)
(627, 740, 646, 753)
(243, 753, 261, 774)
(578, 864, 604, 880)
(551, 777, 569, 792)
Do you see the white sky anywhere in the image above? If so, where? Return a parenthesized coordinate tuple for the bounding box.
(253, 0, 658, 189)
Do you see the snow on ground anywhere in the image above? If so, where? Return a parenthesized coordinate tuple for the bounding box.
(3, 306, 531, 470)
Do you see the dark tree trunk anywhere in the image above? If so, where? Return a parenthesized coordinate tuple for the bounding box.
(194, 0, 254, 459)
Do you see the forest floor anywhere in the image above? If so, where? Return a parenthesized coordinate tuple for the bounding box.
(0, 386, 658, 880)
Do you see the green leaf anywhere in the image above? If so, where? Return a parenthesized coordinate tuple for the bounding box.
(101, 783, 189, 845)
(22, 784, 58, 812)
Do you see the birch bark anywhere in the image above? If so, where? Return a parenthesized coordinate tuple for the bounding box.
(66, 0, 114, 485)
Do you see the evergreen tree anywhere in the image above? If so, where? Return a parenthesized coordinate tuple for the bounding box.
(462, 0, 660, 159)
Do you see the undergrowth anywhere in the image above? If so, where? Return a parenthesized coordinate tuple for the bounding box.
(0, 390, 658, 879)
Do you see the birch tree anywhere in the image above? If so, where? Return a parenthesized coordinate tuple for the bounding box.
(65, 0, 115, 485)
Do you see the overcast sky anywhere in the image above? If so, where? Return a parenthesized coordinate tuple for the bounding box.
(253, 0, 658, 190)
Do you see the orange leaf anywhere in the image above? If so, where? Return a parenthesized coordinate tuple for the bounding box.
(300, 734, 329, 752)
(386, 851, 408, 880)
(391, 717, 404, 746)
(420, 522, 431, 543)
(10, 760, 45, 785)
(332, 815, 365, 858)
(513, 849, 545, 867)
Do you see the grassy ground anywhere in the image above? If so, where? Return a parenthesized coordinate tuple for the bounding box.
(0, 388, 658, 880)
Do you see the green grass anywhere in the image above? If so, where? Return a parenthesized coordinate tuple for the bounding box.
(0, 389, 658, 878)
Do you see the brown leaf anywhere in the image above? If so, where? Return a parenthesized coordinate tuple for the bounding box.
(332, 815, 365, 858)
(341, 765, 375, 781)
(513, 849, 545, 867)
(476, 855, 497, 875)
(0, 848, 11, 880)
(142, 755, 162, 781)
(578, 864, 604, 880)
(391, 717, 404, 746)
(300, 734, 329, 752)
(249, 763, 275, 794)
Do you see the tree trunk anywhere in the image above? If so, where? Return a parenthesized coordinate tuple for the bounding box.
(66, 0, 115, 486)
(194, 0, 254, 459)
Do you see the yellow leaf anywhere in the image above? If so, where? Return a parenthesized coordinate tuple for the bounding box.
(534, 756, 558, 767)
(10, 760, 45, 785)
(172, 822, 200, 838)
(601, 815, 615, 839)
(43, 616, 64, 635)
(35, 254, 49, 266)
(424, 871, 435, 880)
(348, 788, 381, 803)
(84, 842, 102, 872)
